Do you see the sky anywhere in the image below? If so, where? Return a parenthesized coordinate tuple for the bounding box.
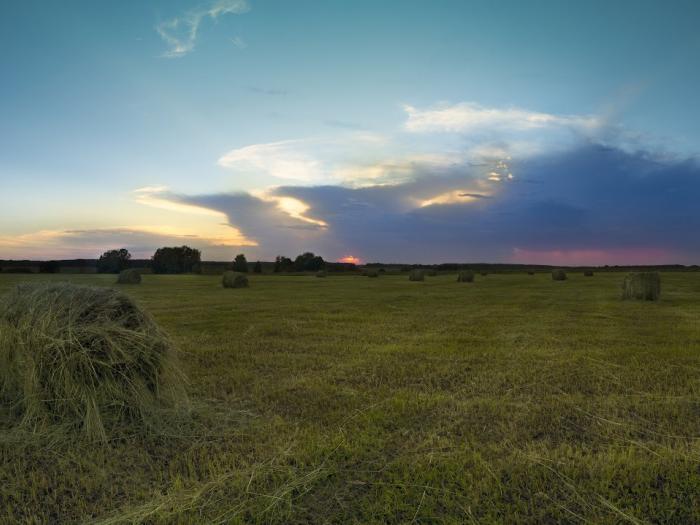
(2, 0, 700, 265)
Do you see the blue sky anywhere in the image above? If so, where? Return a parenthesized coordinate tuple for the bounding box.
(2, 0, 700, 263)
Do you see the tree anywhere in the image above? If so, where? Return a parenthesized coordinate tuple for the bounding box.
(151, 246, 201, 274)
(97, 248, 131, 273)
(293, 252, 325, 272)
(232, 253, 248, 273)
(273, 256, 293, 273)
(253, 261, 262, 273)
(39, 260, 61, 274)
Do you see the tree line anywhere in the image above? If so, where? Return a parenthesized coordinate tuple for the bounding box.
(96, 246, 327, 274)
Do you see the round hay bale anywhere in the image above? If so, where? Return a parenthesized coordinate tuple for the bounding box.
(408, 269, 424, 281)
(222, 271, 249, 288)
(583, 270, 594, 277)
(457, 270, 474, 283)
(0, 282, 184, 441)
(117, 269, 141, 284)
(622, 272, 660, 301)
(551, 269, 567, 281)
(365, 269, 379, 278)
(480, 272, 488, 277)
(315, 270, 327, 278)
(527, 271, 535, 275)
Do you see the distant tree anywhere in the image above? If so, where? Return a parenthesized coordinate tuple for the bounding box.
(253, 260, 262, 273)
(293, 252, 325, 272)
(97, 248, 131, 273)
(232, 253, 249, 273)
(39, 260, 61, 274)
(151, 246, 201, 274)
(273, 256, 293, 273)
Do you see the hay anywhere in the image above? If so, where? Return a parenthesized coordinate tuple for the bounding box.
(480, 272, 488, 277)
(0, 282, 184, 441)
(408, 269, 424, 281)
(316, 270, 327, 278)
(583, 270, 594, 277)
(551, 269, 567, 281)
(622, 272, 660, 301)
(426, 270, 438, 276)
(527, 271, 535, 275)
(117, 269, 141, 284)
(222, 271, 249, 288)
(457, 270, 474, 283)
(364, 269, 379, 278)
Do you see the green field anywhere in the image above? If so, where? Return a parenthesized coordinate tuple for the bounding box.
(2, 272, 700, 523)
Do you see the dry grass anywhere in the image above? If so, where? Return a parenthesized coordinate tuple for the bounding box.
(0, 282, 185, 442)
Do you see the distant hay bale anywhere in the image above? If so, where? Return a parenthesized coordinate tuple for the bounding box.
(0, 282, 184, 441)
(480, 272, 488, 276)
(622, 272, 660, 301)
(583, 270, 594, 277)
(316, 270, 327, 278)
(222, 271, 249, 288)
(551, 269, 567, 281)
(426, 270, 438, 276)
(408, 269, 424, 281)
(527, 271, 535, 275)
(117, 269, 141, 284)
(457, 270, 474, 283)
(365, 269, 379, 278)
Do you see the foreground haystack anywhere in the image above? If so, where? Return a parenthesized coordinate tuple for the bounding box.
(457, 270, 474, 282)
(0, 283, 183, 441)
(117, 268, 141, 284)
(622, 272, 661, 301)
(409, 269, 425, 281)
(551, 269, 567, 281)
(222, 271, 249, 288)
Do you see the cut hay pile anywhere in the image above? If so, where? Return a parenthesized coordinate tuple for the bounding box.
(222, 271, 249, 288)
(316, 270, 327, 278)
(117, 268, 141, 284)
(408, 269, 424, 281)
(527, 271, 535, 275)
(551, 269, 567, 281)
(0, 282, 184, 441)
(622, 272, 661, 301)
(583, 270, 594, 277)
(364, 269, 379, 278)
(457, 270, 474, 283)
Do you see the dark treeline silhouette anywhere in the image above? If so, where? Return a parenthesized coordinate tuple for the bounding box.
(2, 253, 698, 275)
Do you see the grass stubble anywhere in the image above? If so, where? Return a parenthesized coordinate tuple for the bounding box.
(0, 271, 699, 523)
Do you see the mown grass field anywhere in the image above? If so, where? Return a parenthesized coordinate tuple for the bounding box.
(2, 271, 700, 524)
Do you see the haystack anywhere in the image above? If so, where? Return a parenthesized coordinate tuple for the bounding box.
(622, 272, 660, 301)
(457, 270, 474, 283)
(222, 271, 249, 288)
(0, 283, 184, 441)
(117, 269, 141, 284)
(409, 269, 425, 281)
(551, 269, 567, 281)
(316, 270, 327, 278)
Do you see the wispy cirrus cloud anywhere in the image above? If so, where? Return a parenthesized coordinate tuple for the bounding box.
(156, 0, 250, 58)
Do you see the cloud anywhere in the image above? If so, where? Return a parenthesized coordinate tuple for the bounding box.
(185, 144, 700, 264)
(0, 225, 254, 260)
(218, 140, 323, 182)
(156, 0, 250, 58)
(404, 102, 601, 134)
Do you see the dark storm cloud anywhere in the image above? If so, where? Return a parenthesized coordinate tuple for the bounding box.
(176, 145, 700, 263)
